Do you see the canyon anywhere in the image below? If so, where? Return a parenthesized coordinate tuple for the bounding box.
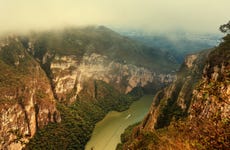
(0, 26, 177, 149)
(1, 25, 228, 150)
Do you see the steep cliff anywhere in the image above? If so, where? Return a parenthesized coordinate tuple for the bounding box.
(0, 26, 177, 149)
(119, 34, 230, 150)
(0, 37, 61, 150)
(24, 27, 176, 149)
(49, 53, 173, 103)
(140, 49, 210, 131)
(27, 26, 176, 103)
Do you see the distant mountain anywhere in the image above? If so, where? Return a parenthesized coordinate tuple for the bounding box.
(116, 29, 221, 63)
(28, 26, 179, 72)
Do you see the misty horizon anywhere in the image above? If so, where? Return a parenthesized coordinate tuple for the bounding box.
(0, 0, 229, 35)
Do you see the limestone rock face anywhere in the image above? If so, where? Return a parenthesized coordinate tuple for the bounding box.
(50, 53, 175, 102)
(189, 62, 230, 124)
(0, 71, 61, 149)
(0, 39, 60, 150)
(140, 50, 210, 131)
(185, 54, 197, 69)
(0, 73, 61, 150)
(0, 77, 61, 149)
(122, 35, 230, 149)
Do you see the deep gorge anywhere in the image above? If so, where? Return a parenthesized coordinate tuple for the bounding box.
(0, 26, 176, 149)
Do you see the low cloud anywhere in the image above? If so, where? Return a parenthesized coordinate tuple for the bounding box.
(0, 0, 229, 34)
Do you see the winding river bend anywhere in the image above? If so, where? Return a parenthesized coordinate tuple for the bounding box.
(85, 95, 153, 150)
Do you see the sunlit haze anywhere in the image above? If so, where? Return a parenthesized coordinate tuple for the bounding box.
(0, 0, 229, 34)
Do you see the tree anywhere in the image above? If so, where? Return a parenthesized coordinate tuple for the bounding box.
(219, 21, 230, 34)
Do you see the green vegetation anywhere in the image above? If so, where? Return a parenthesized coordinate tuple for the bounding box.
(26, 81, 143, 150)
(0, 38, 39, 106)
(208, 34, 230, 68)
(219, 20, 230, 33)
(0, 26, 176, 149)
(116, 122, 140, 150)
(118, 23, 230, 149)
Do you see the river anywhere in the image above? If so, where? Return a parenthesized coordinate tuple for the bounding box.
(85, 95, 153, 150)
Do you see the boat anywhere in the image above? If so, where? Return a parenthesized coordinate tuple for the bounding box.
(125, 114, 131, 119)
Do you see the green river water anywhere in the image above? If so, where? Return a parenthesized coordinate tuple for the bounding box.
(85, 95, 153, 150)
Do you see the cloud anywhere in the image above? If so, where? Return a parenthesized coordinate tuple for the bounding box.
(0, 0, 229, 33)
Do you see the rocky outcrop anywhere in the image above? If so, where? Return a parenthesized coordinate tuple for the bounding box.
(184, 54, 198, 69)
(120, 34, 230, 150)
(50, 53, 174, 102)
(0, 38, 61, 150)
(140, 50, 210, 131)
(185, 43, 230, 149)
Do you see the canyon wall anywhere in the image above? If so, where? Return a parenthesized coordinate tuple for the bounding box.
(0, 38, 61, 150)
(0, 27, 177, 149)
(120, 35, 230, 150)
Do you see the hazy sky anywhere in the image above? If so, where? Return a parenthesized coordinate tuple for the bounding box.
(0, 0, 229, 33)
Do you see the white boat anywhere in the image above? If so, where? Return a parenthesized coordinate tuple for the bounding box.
(125, 114, 131, 119)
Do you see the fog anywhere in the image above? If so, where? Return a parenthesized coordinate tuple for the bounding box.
(0, 0, 229, 34)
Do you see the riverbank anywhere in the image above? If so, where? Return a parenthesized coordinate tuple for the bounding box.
(85, 95, 153, 150)
(26, 82, 144, 149)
